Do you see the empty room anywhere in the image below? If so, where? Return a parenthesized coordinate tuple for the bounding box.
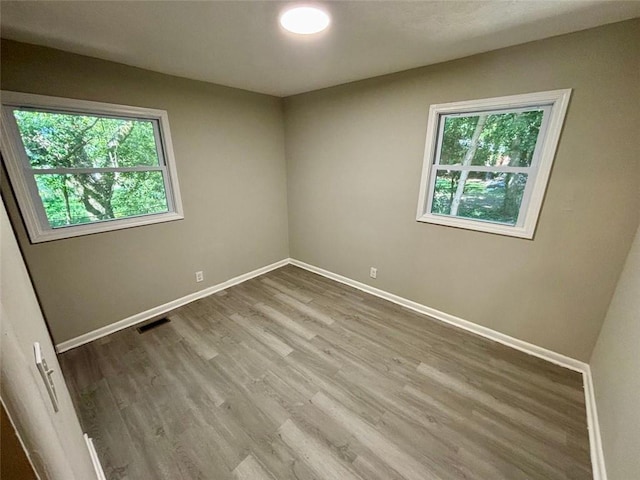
(1, 2, 639, 479)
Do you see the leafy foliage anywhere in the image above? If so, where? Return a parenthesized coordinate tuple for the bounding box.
(439, 110, 543, 167)
(432, 109, 542, 224)
(13, 110, 168, 228)
(432, 173, 527, 225)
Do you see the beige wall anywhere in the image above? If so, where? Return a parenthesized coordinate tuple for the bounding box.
(284, 19, 640, 361)
(590, 221, 640, 479)
(2, 21, 639, 360)
(1, 40, 289, 344)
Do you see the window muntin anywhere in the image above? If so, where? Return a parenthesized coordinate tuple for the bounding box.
(1, 92, 183, 243)
(416, 90, 571, 239)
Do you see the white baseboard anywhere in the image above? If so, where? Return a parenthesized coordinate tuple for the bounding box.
(290, 259, 586, 371)
(84, 434, 106, 480)
(289, 258, 607, 480)
(55, 255, 606, 480)
(55, 258, 289, 353)
(582, 366, 608, 480)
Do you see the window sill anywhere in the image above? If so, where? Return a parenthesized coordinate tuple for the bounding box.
(28, 212, 184, 243)
(416, 213, 534, 239)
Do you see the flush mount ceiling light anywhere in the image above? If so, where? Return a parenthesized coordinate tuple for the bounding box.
(279, 6, 330, 35)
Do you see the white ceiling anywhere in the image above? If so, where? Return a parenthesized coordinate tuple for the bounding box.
(1, 1, 639, 97)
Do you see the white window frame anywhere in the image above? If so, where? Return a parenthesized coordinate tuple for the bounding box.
(416, 89, 571, 239)
(1, 91, 184, 243)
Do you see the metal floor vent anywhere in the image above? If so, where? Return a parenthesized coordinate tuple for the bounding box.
(137, 317, 170, 334)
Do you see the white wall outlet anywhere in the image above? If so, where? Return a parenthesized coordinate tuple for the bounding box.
(370, 267, 377, 279)
(195, 271, 204, 282)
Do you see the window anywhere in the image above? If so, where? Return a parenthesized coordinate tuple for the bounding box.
(1, 91, 183, 243)
(416, 90, 571, 239)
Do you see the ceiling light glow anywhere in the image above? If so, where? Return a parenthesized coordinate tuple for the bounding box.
(280, 6, 330, 35)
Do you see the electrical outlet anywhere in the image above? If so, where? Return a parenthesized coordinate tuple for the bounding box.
(195, 271, 204, 282)
(370, 267, 377, 279)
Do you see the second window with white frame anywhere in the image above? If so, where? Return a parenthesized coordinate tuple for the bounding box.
(416, 89, 571, 239)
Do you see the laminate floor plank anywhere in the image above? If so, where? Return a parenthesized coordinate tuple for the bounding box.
(311, 391, 447, 480)
(228, 312, 294, 357)
(233, 454, 275, 480)
(274, 293, 336, 325)
(60, 266, 592, 480)
(254, 302, 317, 340)
(169, 313, 220, 360)
(278, 419, 364, 480)
(259, 277, 314, 304)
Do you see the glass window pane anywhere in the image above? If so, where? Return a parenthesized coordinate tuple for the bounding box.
(13, 110, 161, 168)
(431, 170, 528, 225)
(438, 109, 544, 167)
(34, 171, 169, 228)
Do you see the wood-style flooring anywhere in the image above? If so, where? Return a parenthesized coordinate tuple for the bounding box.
(59, 265, 592, 480)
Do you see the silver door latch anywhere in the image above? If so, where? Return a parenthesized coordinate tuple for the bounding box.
(34, 342, 59, 412)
